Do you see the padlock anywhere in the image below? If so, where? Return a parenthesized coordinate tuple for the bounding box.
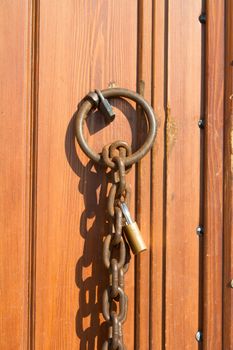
(120, 202, 147, 255)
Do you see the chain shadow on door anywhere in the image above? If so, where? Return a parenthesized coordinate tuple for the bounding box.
(65, 98, 139, 349)
(65, 112, 109, 349)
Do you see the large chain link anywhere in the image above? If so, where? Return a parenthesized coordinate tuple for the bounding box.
(102, 141, 132, 350)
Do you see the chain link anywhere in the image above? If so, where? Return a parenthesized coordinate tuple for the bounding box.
(102, 142, 132, 349)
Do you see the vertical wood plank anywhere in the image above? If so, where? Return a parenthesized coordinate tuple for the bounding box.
(28, 0, 40, 348)
(35, 1, 138, 349)
(223, 0, 233, 348)
(165, 1, 202, 348)
(203, 1, 224, 349)
(0, 1, 32, 349)
(135, 0, 153, 348)
(151, 0, 166, 349)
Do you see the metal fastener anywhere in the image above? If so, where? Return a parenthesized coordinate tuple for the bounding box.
(195, 331, 203, 342)
(230, 280, 233, 288)
(199, 13, 206, 24)
(198, 119, 205, 129)
(95, 89, 115, 123)
(196, 226, 204, 236)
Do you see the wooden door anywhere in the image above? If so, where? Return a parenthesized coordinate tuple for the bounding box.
(0, 1, 231, 349)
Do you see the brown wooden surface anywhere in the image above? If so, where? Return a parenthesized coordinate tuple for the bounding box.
(34, 1, 137, 349)
(135, 0, 153, 348)
(0, 1, 32, 349)
(0, 1, 230, 349)
(223, 1, 233, 348)
(165, 1, 202, 348)
(203, 1, 225, 349)
(151, 0, 166, 348)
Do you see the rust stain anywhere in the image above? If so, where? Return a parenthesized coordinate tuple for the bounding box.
(108, 81, 117, 88)
(166, 105, 177, 157)
(138, 80, 145, 96)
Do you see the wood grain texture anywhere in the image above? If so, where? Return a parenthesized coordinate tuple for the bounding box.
(35, 1, 137, 349)
(203, 1, 225, 349)
(28, 0, 40, 348)
(151, 0, 166, 348)
(203, 1, 224, 349)
(0, 2, 229, 349)
(165, 1, 202, 348)
(0, 1, 32, 349)
(135, 0, 153, 349)
(223, 1, 233, 348)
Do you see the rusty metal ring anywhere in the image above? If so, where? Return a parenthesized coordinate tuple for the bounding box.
(112, 157, 126, 195)
(102, 287, 126, 323)
(109, 141, 130, 158)
(111, 207, 123, 246)
(110, 259, 119, 298)
(107, 184, 131, 218)
(102, 141, 132, 169)
(103, 235, 126, 269)
(75, 88, 157, 168)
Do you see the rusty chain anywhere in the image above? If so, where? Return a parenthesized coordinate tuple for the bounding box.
(75, 88, 157, 349)
(102, 141, 131, 350)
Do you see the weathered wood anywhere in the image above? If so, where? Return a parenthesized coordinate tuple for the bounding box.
(151, 0, 166, 348)
(165, 1, 202, 348)
(203, 1, 225, 349)
(34, 1, 137, 348)
(0, 1, 32, 348)
(0, 2, 229, 349)
(223, 1, 233, 348)
(135, 0, 153, 348)
(28, 0, 40, 348)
